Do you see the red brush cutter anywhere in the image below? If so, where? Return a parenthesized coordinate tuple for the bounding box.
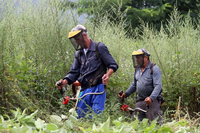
(118, 91, 147, 113)
(57, 81, 106, 115)
(57, 81, 81, 105)
(57, 81, 106, 106)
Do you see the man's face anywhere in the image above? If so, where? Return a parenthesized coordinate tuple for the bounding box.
(74, 33, 85, 48)
(136, 55, 144, 67)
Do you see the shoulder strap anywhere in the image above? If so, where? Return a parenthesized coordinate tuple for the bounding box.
(78, 42, 101, 64)
(95, 42, 101, 60)
(134, 63, 156, 75)
(150, 63, 156, 75)
(77, 50, 81, 64)
(134, 67, 139, 74)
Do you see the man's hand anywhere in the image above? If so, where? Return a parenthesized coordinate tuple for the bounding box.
(102, 69, 114, 85)
(145, 97, 152, 106)
(118, 92, 126, 100)
(55, 79, 68, 90)
(102, 74, 110, 85)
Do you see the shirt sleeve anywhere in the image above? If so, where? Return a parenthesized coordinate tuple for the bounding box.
(125, 73, 137, 97)
(63, 51, 81, 85)
(98, 43, 118, 72)
(149, 65, 162, 101)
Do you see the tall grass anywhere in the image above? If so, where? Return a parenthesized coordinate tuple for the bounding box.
(0, 0, 76, 115)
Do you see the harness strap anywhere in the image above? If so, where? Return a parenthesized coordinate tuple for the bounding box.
(150, 63, 156, 75)
(134, 62, 156, 75)
(78, 42, 106, 91)
(78, 42, 100, 64)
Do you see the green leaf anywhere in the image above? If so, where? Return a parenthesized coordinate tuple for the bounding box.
(142, 118, 149, 126)
(69, 115, 78, 123)
(145, 119, 157, 132)
(26, 121, 36, 128)
(176, 51, 180, 55)
(159, 126, 173, 133)
(118, 117, 123, 121)
(69, 108, 78, 116)
(24, 110, 38, 122)
(178, 119, 187, 126)
(26, 128, 33, 133)
(11, 108, 20, 119)
(10, 128, 20, 133)
(132, 120, 139, 129)
(0, 127, 7, 130)
(61, 114, 68, 120)
(46, 123, 58, 131)
(65, 120, 73, 129)
(0, 115, 4, 123)
(79, 127, 86, 133)
(35, 118, 45, 129)
(17, 109, 27, 122)
(20, 125, 29, 132)
(59, 128, 68, 133)
(100, 117, 110, 132)
(3, 114, 10, 120)
(50, 115, 62, 122)
(113, 120, 121, 127)
(92, 123, 97, 131)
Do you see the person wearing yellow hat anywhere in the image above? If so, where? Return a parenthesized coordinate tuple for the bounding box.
(56, 24, 118, 118)
(119, 48, 162, 124)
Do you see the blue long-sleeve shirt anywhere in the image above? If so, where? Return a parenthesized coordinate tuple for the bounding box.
(125, 62, 162, 101)
(64, 40, 118, 88)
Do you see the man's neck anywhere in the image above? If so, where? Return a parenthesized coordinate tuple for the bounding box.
(84, 39, 91, 49)
(141, 61, 150, 72)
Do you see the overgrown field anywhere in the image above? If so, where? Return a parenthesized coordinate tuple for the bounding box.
(0, 0, 200, 132)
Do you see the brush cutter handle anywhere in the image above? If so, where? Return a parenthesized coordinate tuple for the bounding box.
(57, 81, 64, 95)
(118, 90, 124, 103)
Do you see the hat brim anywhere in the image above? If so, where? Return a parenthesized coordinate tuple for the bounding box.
(68, 30, 82, 39)
(132, 51, 144, 55)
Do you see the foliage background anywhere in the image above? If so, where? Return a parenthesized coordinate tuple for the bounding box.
(66, 0, 200, 31)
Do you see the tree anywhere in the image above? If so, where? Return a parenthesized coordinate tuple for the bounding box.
(62, 0, 200, 30)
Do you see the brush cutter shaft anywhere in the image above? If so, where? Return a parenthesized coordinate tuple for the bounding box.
(69, 89, 106, 100)
(128, 107, 147, 113)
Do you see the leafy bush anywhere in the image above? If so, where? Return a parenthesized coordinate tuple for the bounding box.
(0, 108, 199, 133)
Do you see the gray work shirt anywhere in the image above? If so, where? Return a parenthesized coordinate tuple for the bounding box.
(125, 61, 162, 101)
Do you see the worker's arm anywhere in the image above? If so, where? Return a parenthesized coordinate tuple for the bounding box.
(102, 68, 114, 85)
(125, 73, 137, 97)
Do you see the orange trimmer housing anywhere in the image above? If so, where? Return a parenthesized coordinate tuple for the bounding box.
(63, 81, 81, 105)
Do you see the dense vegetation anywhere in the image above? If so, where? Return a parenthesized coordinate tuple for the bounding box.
(66, 0, 200, 30)
(0, 0, 199, 132)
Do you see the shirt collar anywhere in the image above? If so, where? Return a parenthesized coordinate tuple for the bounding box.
(146, 61, 151, 69)
(88, 40, 95, 51)
(79, 39, 95, 53)
(139, 61, 151, 69)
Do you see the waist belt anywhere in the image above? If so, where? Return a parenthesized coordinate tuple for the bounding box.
(81, 78, 103, 91)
